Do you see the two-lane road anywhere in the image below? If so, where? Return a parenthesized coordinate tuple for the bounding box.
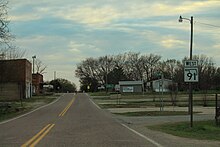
(0, 93, 160, 147)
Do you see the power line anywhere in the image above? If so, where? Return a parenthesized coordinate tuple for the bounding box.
(195, 21, 220, 28)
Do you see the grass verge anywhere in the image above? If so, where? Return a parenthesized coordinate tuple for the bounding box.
(148, 120, 220, 141)
(0, 94, 60, 122)
(113, 111, 200, 116)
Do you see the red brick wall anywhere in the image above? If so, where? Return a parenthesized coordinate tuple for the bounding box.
(25, 60, 32, 83)
(0, 59, 31, 83)
(0, 59, 32, 99)
(0, 83, 20, 100)
(32, 73, 43, 94)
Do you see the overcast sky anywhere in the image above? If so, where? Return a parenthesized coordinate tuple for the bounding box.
(8, 0, 220, 88)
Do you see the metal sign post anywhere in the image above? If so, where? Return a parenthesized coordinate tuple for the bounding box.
(184, 60, 199, 127)
(216, 94, 220, 126)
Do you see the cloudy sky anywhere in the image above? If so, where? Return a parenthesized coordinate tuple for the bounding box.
(8, 0, 220, 88)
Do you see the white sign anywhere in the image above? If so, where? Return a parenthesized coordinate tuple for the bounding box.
(184, 60, 198, 67)
(123, 86, 134, 92)
(115, 84, 120, 91)
(184, 67, 199, 82)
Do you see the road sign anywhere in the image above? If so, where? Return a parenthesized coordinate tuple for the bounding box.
(184, 60, 199, 83)
(184, 60, 198, 67)
(106, 84, 114, 88)
(184, 67, 199, 82)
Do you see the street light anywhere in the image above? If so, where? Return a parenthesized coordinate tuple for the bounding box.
(32, 55, 36, 74)
(179, 15, 193, 59)
(179, 15, 194, 127)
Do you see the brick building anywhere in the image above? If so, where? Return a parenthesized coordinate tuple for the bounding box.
(32, 73, 43, 95)
(0, 59, 32, 100)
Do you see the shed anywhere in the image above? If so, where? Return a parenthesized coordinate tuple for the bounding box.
(151, 79, 173, 92)
(119, 81, 143, 93)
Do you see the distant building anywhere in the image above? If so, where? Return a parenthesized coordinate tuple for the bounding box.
(32, 73, 43, 95)
(119, 81, 143, 93)
(0, 59, 32, 100)
(150, 79, 173, 92)
(43, 84, 53, 93)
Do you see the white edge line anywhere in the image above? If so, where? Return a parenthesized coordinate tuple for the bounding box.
(0, 94, 64, 125)
(86, 93, 162, 147)
(87, 94, 101, 110)
(121, 124, 163, 147)
(89, 98, 101, 110)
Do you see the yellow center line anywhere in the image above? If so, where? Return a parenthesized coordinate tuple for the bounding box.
(60, 98, 75, 116)
(30, 124, 55, 147)
(59, 102, 72, 117)
(59, 98, 75, 117)
(21, 124, 55, 147)
(21, 96, 76, 146)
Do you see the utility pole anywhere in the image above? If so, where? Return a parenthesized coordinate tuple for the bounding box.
(189, 16, 193, 128)
(179, 15, 194, 127)
(105, 55, 108, 93)
(54, 71, 56, 80)
(32, 55, 36, 74)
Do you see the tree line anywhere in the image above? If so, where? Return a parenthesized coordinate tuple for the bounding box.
(75, 52, 220, 92)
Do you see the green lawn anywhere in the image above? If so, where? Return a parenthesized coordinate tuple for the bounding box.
(0, 94, 59, 122)
(148, 120, 220, 141)
(91, 91, 218, 108)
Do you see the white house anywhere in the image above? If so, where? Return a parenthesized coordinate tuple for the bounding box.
(119, 81, 143, 93)
(151, 79, 174, 92)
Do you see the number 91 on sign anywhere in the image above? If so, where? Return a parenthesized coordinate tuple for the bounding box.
(184, 67, 199, 82)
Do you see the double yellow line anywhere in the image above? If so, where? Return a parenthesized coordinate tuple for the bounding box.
(21, 97, 76, 147)
(21, 124, 55, 147)
(59, 98, 75, 117)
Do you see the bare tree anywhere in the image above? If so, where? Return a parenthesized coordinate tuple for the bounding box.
(113, 53, 126, 68)
(0, 0, 10, 60)
(192, 55, 214, 90)
(123, 52, 143, 80)
(4, 45, 26, 59)
(193, 55, 216, 106)
(0, 1, 26, 60)
(160, 59, 180, 105)
(35, 59, 47, 74)
(75, 57, 104, 85)
(0, 0, 10, 44)
(140, 53, 161, 81)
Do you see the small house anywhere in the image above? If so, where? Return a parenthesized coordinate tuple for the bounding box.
(119, 81, 143, 93)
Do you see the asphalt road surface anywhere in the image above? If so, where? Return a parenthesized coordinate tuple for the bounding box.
(0, 93, 160, 147)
